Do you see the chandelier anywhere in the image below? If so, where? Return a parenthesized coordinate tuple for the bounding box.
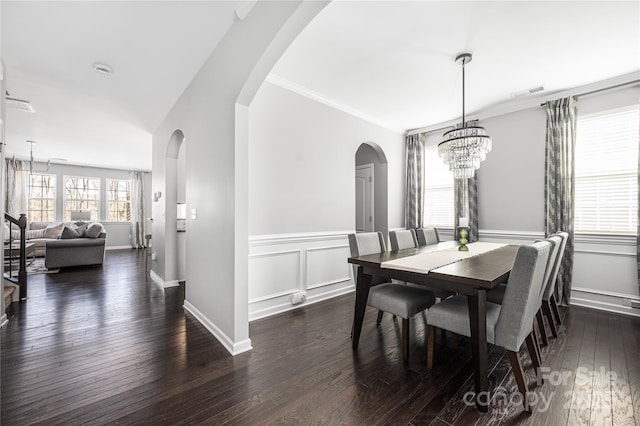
(438, 53, 492, 179)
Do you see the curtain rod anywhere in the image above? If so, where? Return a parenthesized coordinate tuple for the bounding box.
(540, 78, 640, 107)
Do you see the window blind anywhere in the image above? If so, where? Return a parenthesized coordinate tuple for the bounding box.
(424, 145, 454, 227)
(575, 105, 639, 234)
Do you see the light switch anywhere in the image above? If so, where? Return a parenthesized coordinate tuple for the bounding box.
(191, 208, 197, 220)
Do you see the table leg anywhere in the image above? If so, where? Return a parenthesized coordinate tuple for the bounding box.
(352, 267, 372, 350)
(468, 290, 488, 412)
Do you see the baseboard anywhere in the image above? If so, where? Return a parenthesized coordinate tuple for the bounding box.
(1, 314, 8, 328)
(570, 287, 640, 318)
(148, 270, 180, 289)
(250, 285, 354, 322)
(106, 245, 133, 251)
(183, 300, 253, 356)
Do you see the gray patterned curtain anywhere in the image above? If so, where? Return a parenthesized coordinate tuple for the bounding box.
(454, 175, 478, 242)
(405, 133, 425, 229)
(545, 96, 577, 306)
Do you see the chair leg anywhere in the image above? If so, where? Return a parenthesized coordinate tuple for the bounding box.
(531, 323, 542, 361)
(427, 325, 435, 369)
(525, 331, 543, 383)
(507, 350, 531, 413)
(550, 294, 562, 326)
(536, 310, 548, 347)
(542, 300, 558, 338)
(402, 318, 409, 363)
(376, 310, 384, 325)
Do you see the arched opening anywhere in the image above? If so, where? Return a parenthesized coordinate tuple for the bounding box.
(355, 142, 388, 239)
(162, 129, 186, 288)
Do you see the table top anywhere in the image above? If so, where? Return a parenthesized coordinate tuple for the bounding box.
(348, 241, 518, 292)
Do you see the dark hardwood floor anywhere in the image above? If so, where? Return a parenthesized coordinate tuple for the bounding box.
(2, 249, 639, 425)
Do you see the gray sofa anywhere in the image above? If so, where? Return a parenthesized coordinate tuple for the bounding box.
(45, 238, 106, 269)
(43, 222, 107, 269)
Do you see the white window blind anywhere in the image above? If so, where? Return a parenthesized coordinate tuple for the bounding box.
(424, 145, 454, 227)
(575, 105, 639, 234)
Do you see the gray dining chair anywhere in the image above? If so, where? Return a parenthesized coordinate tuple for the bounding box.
(389, 229, 418, 251)
(541, 231, 568, 339)
(486, 235, 562, 347)
(389, 229, 452, 300)
(426, 240, 552, 412)
(415, 227, 440, 246)
(348, 232, 437, 362)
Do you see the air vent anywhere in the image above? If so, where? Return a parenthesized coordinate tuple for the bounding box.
(6, 97, 35, 113)
(510, 85, 545, 99)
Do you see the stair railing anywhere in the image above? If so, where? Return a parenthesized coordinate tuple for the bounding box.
(4, 213, 28, 300)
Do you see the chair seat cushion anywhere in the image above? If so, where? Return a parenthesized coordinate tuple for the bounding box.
(486, 283, 506, 304)
(368, 283, 436, 319)
(427, 295, 502, 344)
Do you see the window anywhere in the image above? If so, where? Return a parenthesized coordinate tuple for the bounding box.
(423, 145, 454, 227)
(107, 179, 131, 222)
(575, 105, 639, 234)
(27, 173, 56, 222)
(64, 176, 100, 221)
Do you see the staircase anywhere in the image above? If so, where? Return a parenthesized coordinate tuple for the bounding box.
(4, 213, 28, 313)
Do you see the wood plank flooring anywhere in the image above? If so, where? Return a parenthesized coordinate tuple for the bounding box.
(2, 249, 639, 425)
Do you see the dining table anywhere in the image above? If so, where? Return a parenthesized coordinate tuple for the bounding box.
(348, 240, 519, 412)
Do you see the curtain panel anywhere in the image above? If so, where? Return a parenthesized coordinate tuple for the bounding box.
(454, 175, 478, 243)
(544, 96, 577, 306)
(405, 133, 425, 229)
(130, 171, 146, 249)
(5, 159, 28, 219)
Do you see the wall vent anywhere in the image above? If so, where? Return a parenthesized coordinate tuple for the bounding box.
(510, 85, 545, 99)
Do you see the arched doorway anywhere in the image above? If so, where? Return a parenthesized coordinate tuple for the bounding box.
(162, 129, 186, 287)
(355, 142, 388, 239)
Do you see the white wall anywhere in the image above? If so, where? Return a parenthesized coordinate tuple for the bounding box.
(247, 81, 404, 320)
(151, 1, 328, 355)
(26, 162, 151, 248)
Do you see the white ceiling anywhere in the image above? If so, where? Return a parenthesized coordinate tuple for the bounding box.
(2, 1, 639, 171)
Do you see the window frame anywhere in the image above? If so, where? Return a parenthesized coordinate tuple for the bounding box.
(574, 104, 638, 236)
(27, 173, 57, 222)
(106, 178, 132, 222)
(423, 142, 454, 229)
(63, 175, 101, 222)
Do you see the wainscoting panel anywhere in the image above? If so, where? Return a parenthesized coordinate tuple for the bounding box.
(248, 231, 355, 321)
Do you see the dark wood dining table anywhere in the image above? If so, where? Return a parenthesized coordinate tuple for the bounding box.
(348, 241, 519, 412)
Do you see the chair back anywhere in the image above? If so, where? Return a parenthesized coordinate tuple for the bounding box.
(415, 227, 439, 246)
(348, 232, 388, 286)
(494, 240, 551, 352)
(389, 229, 418, 251)
(535, 236, 560, 304)
(542, 231, 568, 301)
(348, 232, 386, 257)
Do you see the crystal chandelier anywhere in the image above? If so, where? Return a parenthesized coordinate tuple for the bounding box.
(438, 53, 492, 179)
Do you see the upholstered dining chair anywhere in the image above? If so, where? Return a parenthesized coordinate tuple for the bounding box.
(389, 229, 418, 251)
(348, 232, 437, 362)
(426, 240, 552, 412)
(486, 235, 561, 347)
(389, 229, 452, 300)
(540, 231, 568, 339)
(415, 227, 440, 246)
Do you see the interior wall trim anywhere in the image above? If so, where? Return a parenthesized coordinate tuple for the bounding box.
(250, 230, 352, 246)
(184, 300, 253, 355)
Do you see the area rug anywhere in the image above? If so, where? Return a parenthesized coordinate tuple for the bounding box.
(6, 258, 59, 275)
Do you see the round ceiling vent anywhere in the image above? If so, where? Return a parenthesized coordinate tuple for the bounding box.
(92, 63, 113, 76)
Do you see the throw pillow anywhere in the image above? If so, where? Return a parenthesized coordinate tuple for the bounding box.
(43, 223, 65, 239)
(61, 226, 81, 239)
(73, 223, 88, 237)
(85, 223, 104, 239)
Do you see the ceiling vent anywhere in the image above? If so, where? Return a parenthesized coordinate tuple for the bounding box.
(510, 85, 545, 99)
(6, 96, 35, 112)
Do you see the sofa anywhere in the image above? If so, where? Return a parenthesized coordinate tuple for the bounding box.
(4, 221, 107, 268)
